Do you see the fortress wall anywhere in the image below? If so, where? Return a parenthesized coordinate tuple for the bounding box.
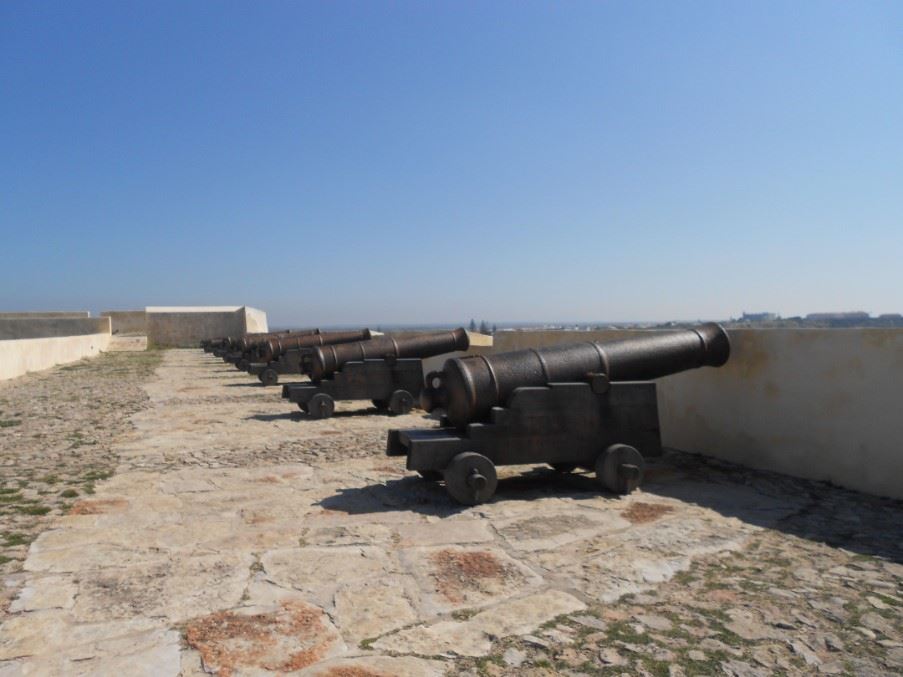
(0, 311, 90, 319)
(0, 317, 112, 381)
(145, 306, 268, 347)
(243, 307, 269, 334)
(100, 310, 148, 334)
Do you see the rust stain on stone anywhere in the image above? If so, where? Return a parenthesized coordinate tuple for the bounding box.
(321, 667, 390, 677)
(370, 462, 404, 475)
(708, 589, 740, 603)
(243, 511, 274, 525)
(68, 498, 128, 515)
(620, 502, 674, 524)
(253, 475, 282, 484)
(185, 600, 335, 676)
(430, 549, 519, 604)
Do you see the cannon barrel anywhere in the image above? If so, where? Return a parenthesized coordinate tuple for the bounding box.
(309, 328, 470, 381)
(238, 331, 306, 353)
(226, 329, 319, 353)
(429, 323, 730, 428)
(258, 329, 374, 363)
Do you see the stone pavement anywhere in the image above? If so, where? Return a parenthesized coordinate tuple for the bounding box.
(0, 350, 163, 611)
(0, 349, 899, 675)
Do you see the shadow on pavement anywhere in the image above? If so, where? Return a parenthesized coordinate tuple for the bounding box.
(317, 450, 903, 564)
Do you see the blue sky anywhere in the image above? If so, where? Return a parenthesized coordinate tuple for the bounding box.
(2, 1, 901, 327)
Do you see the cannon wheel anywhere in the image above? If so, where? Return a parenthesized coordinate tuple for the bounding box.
(371, 398, 388, 410)
(595, 444, 644, 495)
(260, 369, 279, 387)
(417, 470, 443, 482)
(388, 390, 414, 415)
(307, 393, 335, 419)
(444, 452, 497, 505)
(237, 360, 249, 371)
(550, 463, 578, 473)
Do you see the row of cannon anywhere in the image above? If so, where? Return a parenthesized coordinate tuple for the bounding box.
(201, 324, 732, 505)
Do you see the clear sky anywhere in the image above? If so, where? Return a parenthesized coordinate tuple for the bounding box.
(2, 1, 901, 327)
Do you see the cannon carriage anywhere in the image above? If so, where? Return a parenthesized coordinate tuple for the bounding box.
(282, 329, 470, 418)
(247, 349, 306, 386)
(387, 324, 731, 505)
(283, 357, 427, 417)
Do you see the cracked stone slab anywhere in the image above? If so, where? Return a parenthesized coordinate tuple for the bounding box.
(401, 545, 544, 614)
(299, 523, 395, 547)
(334, 578, 420, 643)
(298, 655, 447, 676)
(536, 516, 755, 602)
(0, 611, 168, 662)
(394, 517, 495, 547)
(71, 552, 253, 623)
(185, 601, 346, 674)
(9, 575, 77, 612)
(24, 540, 171, 574)
(261, 546, 394, 610)
(494, 507, 630, 552)
(372, 589, 586, 657)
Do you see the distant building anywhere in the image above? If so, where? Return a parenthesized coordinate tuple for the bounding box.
(875, 314, 903, 327)
(805, 312, 869, 321)
(740, 312, 779, 323)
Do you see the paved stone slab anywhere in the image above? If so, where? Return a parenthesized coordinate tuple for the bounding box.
(372, 590, 586, 656)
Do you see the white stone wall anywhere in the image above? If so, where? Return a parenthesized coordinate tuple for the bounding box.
(100, 310, 148, 334)
(0, 329, 111, 381)
(242, 306, 269, 334)
(144, 306, 268, 347)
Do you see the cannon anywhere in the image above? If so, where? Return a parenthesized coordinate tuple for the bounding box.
(217, 330, 319, 365)
(387, 324, 730, 505)
(282, 329, 470, 418)
(209, 331, 279, 357)
(245, 329, 374, 386)
(256, 329, 373, 364)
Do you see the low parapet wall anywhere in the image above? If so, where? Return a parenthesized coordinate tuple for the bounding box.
(385, 330, 494, 375)
(100, 310, 148, 335)
(492, 328, 903, 500)
(0, 317, 111, 341)
(145, 306, 268, 347)
(0, 317, 112, 381)
(0, 312, 90, 319)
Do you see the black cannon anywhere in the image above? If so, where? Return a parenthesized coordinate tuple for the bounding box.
(246, 329, 374, 386)
(282, 329, 470, 418)
(218, 330, 319, 366)
(208, 331, 281, 357)
(387, 324, 730, 505)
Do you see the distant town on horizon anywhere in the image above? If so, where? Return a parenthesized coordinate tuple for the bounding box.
(275, 310, 903, 334)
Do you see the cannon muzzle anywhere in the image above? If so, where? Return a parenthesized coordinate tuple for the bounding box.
(428, 323, 730, 428)
(309, 328, 470, 381)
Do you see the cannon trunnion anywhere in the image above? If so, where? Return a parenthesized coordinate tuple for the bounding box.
(282, 358, 425, 418)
